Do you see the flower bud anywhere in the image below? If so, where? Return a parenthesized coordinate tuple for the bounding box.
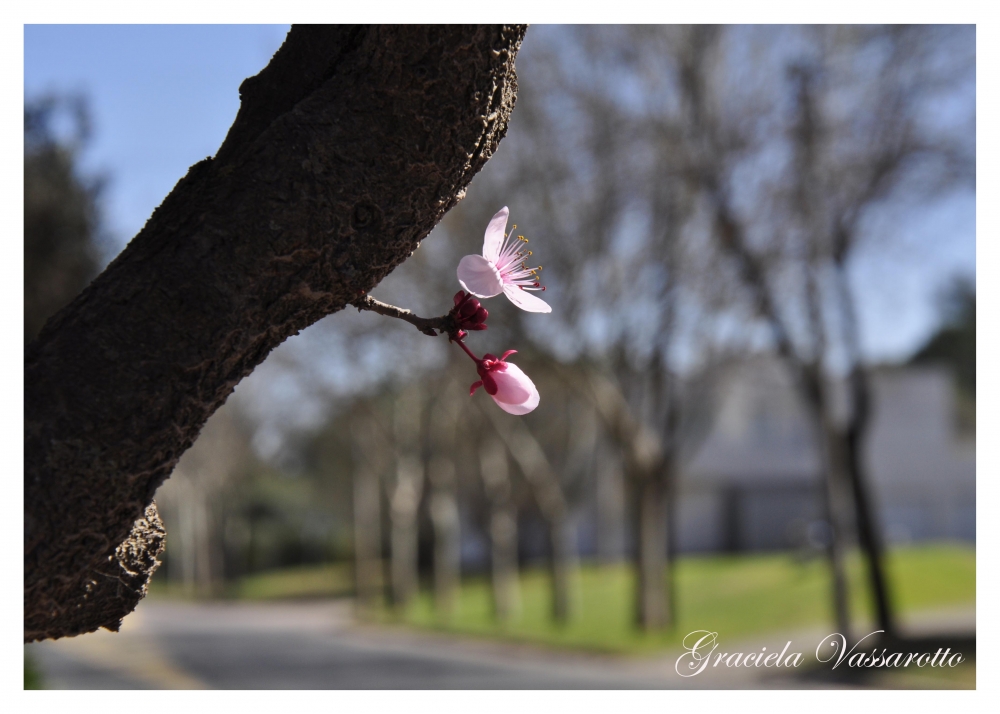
(449, 290, 490, 338)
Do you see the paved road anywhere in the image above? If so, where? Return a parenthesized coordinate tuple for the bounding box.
(27, 599, 975, 689)
(27, 600, 678, 689)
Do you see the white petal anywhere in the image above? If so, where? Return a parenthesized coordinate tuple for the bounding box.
(494, 397, 538, 415)
(482, 207, 509, 264)
(491, 363, 534, 405)
(492, 366, 540, 415)
(503, 284, 552, 313)
(457, 255, 503, 298)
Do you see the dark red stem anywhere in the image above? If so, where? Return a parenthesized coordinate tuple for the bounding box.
(455, 338, 482, 365)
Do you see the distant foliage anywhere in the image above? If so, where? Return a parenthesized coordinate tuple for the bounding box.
(911, 277, 976, 398)
(23, 651, 43, 689)
(24, 95, 103, 344)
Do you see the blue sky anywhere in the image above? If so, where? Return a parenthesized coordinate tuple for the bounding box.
(24, 24, 290, 249)
(23, 24, 976, 364)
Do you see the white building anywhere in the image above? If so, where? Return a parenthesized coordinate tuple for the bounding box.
(675, 361, 975, 553)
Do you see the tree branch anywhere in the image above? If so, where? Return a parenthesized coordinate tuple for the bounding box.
(352, 295, 457, 337)
(25, 24, 526, 642)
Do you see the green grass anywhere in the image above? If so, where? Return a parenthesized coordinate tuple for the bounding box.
(149, 562, 355, 601)
(228, 562, 354, 601)
(375, 543, 975, 655)
(24, 651, 43, 690)
(145, 544, 974, 656)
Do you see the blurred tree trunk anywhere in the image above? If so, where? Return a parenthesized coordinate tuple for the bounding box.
(834, 259, 895, 635)
(351, 408, 392, 613)
(710, 198, 856, 638)
(194, 496, 215, 598)
(491, 508, 520, 622)
(154, 403, 247, 598)
(389, 455, 423, 610)
(480, 438, 520, 623)
(166, 477, 216, 597)
(789, 63, 895, 637)
(595, 448, 626, 565)
(632, 476, 667, 628)
(428, 454, 460, 620)
(24, 24, 526, 641)
(585, 369, 676, 631)
(427, 385, 463, 619)
(547, 508, 575, 623)
(388, 386, 426, 611)
(176, 480, 197, 593)
(352, 462, 383, 611)
(676, 26, 856, 635)
(807, 376, 855, 638)
(486, 409, 575, 623)
(842, 383, 894, 634)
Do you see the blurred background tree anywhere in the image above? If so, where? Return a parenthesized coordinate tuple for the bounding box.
(911, 276, 976, 399)
(162, 25, 971, 641)
(24, 94, 105, 344)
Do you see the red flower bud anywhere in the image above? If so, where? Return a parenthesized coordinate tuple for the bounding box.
(448, 290, 491, 339)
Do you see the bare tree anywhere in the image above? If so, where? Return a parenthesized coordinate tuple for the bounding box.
(456, 26, 735, 631)
(484, 405, 576, 623)
(426, 378, 464, 619)
(451, 24, 971, 637)
(387, 385, 426, 611)
(351, 407, 389, 612)
(478, 436, 521, 623)
(24, 95, 103, 345)
(155, 402, 251, 597)
(25, 24, 527, 642)
(670, 25, 974, 637)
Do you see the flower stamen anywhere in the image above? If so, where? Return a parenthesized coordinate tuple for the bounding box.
(456, 206, 551, 313)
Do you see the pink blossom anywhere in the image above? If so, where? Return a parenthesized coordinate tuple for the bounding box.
(456, 206, 551, 314)
(458, 343, 540, 415)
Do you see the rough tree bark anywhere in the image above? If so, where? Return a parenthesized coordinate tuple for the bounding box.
(24, 24, 527, 642)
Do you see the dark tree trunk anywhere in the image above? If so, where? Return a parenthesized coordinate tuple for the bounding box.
(818, 424, 854, 639)
(633, 475, 667, 631)
(834, 261, 896, 637)
(844, 367, 896, 636)
(24, 24, 526, 642)
(803, 370, 854, 640)
(664, 483, 678, 628)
